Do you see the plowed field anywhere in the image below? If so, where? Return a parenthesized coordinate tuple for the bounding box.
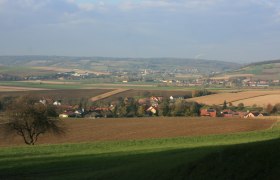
(0, 117, 275, 147)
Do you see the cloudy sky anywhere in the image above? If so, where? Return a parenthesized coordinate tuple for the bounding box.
(0, 0, 280, 62)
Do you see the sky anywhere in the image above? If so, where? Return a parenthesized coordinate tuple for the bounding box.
(0, 0, 280, 63)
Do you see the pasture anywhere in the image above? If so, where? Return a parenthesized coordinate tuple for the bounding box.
(0, 118, 279, 179)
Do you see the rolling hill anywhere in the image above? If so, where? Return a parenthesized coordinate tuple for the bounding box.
(0, 55, 240, 75)
(212, 59, 280, 80)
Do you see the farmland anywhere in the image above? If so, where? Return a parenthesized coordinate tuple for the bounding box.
(0, 85, 50, 92)
(0, 66, 56, 77)
(0, 118, 279, 179)
(0, 117, 275, 147)
(232, 94, 280, 106)
(0, 88, 193, 103)
(90, 89, 130, 102)
(188, 90, 280, 106)
(0, 89, 113, 100)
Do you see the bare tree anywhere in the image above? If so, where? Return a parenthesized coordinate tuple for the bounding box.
(4, 96, 65, 145)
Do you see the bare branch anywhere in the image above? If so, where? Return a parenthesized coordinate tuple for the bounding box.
(3, 95, 66, 145)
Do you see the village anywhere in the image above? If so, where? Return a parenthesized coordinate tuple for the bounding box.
(16, 68, 279, 89)
(39, 95, 272, 120)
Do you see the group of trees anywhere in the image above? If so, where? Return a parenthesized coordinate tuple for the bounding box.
(264, 103, 280, 114)
(191, 89, 214, 98)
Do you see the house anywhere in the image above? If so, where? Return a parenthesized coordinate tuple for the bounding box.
(39, 98, 54, 105)
(150, 96, 162, 107)
(59, 111, 75, 118)
(221, 109, 242, 118)
(74, 109, 84, 116)
(169, 95, 184, 101)
(138, 98, 150, 105)
(200, 108, 217, 117)
(59, 113, 69, 118)
(147, 106, 157, 114)
(150, 96, 163, 103)
(39, 99, 47, 105)
(244, 112, 264, 118)
(53, 100, 62, 106)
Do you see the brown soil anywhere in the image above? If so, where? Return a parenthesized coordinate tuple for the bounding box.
(0, 89, 113, 100)
(101, 89, 192, 102)
(20, 80, 80, 85)
(0, 117, 275, 147)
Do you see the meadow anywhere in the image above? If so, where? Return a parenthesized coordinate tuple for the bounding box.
(0, 118, 279, 179)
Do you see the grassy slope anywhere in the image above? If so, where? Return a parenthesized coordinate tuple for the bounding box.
(176, 138, 280, 180)
(0, 122, 280, 179)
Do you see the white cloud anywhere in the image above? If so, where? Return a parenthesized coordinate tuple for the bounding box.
(250, 0, 280, 18)
(119, 0, 223, 11)
(16, 0, 51, 10)
(78, 3, 95, 11)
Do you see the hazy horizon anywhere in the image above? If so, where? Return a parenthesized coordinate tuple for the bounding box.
(1, 0, 280, 63)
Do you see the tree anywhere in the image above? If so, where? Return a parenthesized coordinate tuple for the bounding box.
(265, 103, 273, 114)
(114, 104, 127, 117)
(158, 99, 170, 116)
(137, 105, 146, 117)
(223, 100, 227, 110)
(4, 96, 65, 145)
(173, 99, 186, 116)
(272, 103, 280, 114)
(189, 102, 201, 116)
(237, 103, 245, 110)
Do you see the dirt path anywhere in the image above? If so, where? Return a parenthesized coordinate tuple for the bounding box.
(89, 88, 130, 102)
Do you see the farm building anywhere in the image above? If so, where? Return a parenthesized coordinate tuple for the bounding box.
(59, 111, 75, 118)
(244, 112, 264, 118)
(147, 106, 158, 115)
(221, 109, 244, 118)
(200, 109, 217, 117)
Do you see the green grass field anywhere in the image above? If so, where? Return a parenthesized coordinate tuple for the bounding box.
(0, 122, 280, 179)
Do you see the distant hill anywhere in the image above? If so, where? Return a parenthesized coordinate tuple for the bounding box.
(244, 59, 280, 67)
(212, 59, 280, 80)
(0, 55, 240, 75)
